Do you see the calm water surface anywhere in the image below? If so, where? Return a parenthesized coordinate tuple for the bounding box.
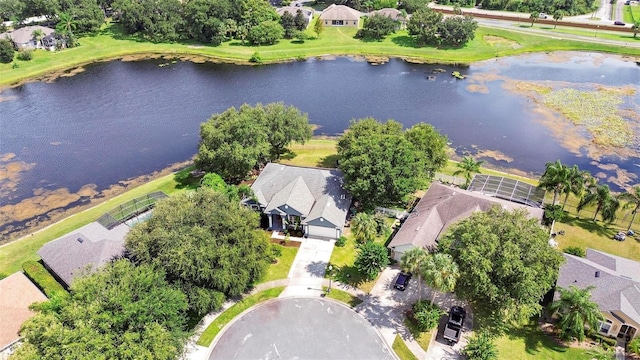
(0, 52, 638, 238)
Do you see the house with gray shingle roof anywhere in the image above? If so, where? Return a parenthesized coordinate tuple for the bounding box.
(38, 222, 130, 288)
(387, 182, 544, 261)
(319, 4, 362, 27)
(556, 249, 640, 340)
(1, 25, 55, 50)
(246, 163, 351, 240)
(369, 8, 407, 28)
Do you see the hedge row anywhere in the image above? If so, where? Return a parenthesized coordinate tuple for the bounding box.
(22, 260, 68, 299)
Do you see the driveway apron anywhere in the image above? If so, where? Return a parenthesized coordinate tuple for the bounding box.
(279, 238, 335, 297)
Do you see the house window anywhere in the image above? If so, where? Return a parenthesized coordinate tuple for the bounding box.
(599, 320, 612, 334)
(332, 20, 344, 25)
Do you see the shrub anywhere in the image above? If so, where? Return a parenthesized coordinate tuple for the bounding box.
(249, 51, 262, 63)
(17, 49, 33, 61)
(564, 246, 586, 257)
(270, 244, 283, 262)
(411, 300, 445, 331)
(336, 236, 347, 247)
(22, 260, 68, 299)
(462, 332, 498, 360)
(629, 337, 640, 355)
(587, 332, 617, 348)
(543, 204, 565, 226)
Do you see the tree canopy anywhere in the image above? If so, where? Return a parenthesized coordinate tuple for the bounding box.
(14, 260, 188, 360)
(407, 9, 477, 46)
(125, 187, 272, 314)
(356, 13, 398, 40)
(439, 206, 564, 330)
(0, 39, 14, 63)
(196, 103, 312, 183)
(354, 241, 389, 280)
(337, 118, 447, 209)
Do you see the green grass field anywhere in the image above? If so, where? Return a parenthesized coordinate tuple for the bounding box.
(2, 20, 639, 88)
(323, 287, 363, 307)
(623, 4, 640, 24)
(494, 322, 591, 359)
(196, 287, 285, 347)
(259, 245, 298, 284)
(392, 335, 419, 360)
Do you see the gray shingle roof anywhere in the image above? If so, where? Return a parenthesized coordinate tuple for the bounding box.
(557, 250, 640, 326)
(370, 8, 406, 21)
(320, 4, 362, 21)
(250, 163, 351, 230)
(388, 183, 544, 250)
(37, 222, 130, 288)
(4, 25, 54, 45)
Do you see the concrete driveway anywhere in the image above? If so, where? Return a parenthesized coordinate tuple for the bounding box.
(209, 297, 395, 360)
(279, 238, 334, 298)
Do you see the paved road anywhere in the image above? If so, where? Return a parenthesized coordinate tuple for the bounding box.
(208, 297, 395, 360)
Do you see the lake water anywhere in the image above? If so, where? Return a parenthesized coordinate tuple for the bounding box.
(0, 52, 638, 240)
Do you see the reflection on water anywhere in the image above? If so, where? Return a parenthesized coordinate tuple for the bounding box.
(0, 52, 638, 239)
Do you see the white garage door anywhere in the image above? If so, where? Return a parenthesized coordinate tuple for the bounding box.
(307, 225, 338, 240)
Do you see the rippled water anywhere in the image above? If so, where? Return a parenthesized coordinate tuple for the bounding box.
(0, 52, 638, 239)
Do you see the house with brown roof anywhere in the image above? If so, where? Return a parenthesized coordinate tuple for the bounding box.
(37, 222, 130, 288)
(0, 272, 47, 352)
(387, 182, 544, 261)
(245, 163, 351, 240)
(557, 249, 640, 340)
(319, 4, 362, 27)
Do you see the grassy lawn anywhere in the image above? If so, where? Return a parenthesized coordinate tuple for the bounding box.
(323, 286, 363, 307)
(279, 138, 339, 168)
(404, 318, 433, 352)
(259, 245, 298, 284)
(0, 168, 198, 276)
(196, 286, 285, 347)
(392, 335, 419, 360)
(494, 322, 591, 359)
(623, 4, 640, 24)
(2, 21, 639, 88)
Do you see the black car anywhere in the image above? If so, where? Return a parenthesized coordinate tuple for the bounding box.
(393, 272, 412, 291)
(614, 21, 626, 26)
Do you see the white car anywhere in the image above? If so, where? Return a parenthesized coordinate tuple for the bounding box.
(539, 12, 548, 19)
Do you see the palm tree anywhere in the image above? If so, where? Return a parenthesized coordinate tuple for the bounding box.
(56, 12, 77, 47)
(350, 212, 377, 244)
(548, 286, 603, 342)
(539, 160, 570, 206)
(31, 29, 44, 47)
(561, 165, 589, 211)
(453, 156, 484, 188)
(423, 253, 459, 303)
(578, 183, 620, 222)
(619, 185, 640, 231)
(401, 247, 429, 301)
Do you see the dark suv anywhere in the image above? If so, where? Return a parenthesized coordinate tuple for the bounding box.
(393, 272, 411, 291)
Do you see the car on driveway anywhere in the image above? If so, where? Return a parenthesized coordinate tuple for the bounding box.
(393, 272, 411, 291)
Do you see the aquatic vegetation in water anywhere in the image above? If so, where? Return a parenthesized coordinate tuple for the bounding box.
(543, 88, 634, 148)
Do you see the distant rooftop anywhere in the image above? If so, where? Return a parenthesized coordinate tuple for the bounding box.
(0, 272, 47, 350)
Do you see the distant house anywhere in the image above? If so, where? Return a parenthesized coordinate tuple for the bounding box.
(369, 8, 407, 28)
(38, 222, 130, 288)
(276, 7, 313, 28)
(245, 163, 351, 240)
(387, 183, 544, 261)
(1, 25, 55, 50)
(319, 4, 362, 27)
(0, 272, 47, 352)
(556, 249, 640, 340)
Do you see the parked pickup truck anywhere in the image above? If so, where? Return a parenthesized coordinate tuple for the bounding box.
(443, 306, 466, 345)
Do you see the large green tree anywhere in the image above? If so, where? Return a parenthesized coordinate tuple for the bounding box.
(356, 13, 398, 40)
(113, 0, 184, 41)
(548, 286, 603, 341)
(404, 122, 449, 181)
(14, 260, 188, 360)
(406, 8, 442, 45)
(439, 206, 564, 330)
(354, 241, 389, 280)
(125, 187, 272, 314)
(338, 118, 447, 209)
(0, 39, 14, 63)
(437, 15, 478, 46)
(196, 103, 311, 183)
